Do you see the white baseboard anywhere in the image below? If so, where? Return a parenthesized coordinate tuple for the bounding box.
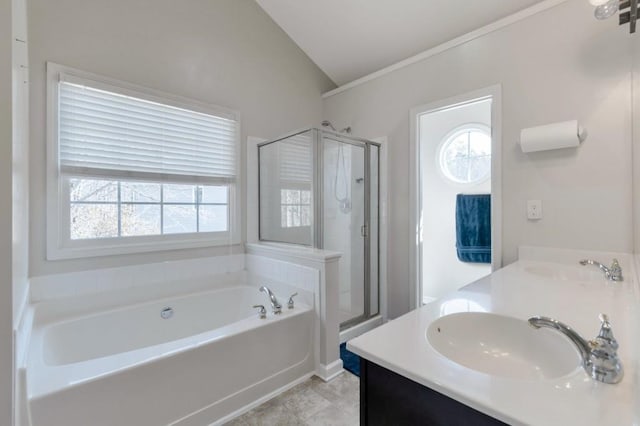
(316, 359, 344, 382)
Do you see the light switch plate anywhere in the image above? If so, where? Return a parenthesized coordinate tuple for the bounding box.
(527, 200, 542, 220)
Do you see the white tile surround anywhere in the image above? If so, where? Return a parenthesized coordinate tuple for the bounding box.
(24, 249, 343, 378)
(246, 243, 345, 381)
(29, 255, 246, 303)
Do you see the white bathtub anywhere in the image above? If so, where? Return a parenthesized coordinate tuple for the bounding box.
(27, 285, 314, 425)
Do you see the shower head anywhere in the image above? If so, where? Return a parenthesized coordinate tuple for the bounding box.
(321, 120, 352, 134)
(321, 120, 337, 131)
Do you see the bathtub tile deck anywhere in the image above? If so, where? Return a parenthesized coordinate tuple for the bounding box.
(225, 372, 359, 426)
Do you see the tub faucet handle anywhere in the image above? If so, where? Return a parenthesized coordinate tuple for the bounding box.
(253, 305, 267, 319)
(287, 293, 298, 309)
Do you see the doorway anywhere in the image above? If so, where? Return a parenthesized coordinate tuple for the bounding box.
(409, 87, 502, 307)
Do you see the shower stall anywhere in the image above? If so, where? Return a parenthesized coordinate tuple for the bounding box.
(258, 128, 380, 329)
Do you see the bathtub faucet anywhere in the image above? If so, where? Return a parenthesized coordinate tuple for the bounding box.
(259, 286, 282, 314)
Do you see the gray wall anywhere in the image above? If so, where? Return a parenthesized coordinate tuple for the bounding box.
(634, 35, 640, 255)
(323, 0, 634, 318)
(28, 0, 335, 276)
(1, 0, 14, 423)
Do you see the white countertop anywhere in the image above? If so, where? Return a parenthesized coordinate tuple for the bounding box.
(348, 253, 640, 426)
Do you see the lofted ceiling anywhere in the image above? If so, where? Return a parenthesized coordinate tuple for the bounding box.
(256, 0, 548, 86)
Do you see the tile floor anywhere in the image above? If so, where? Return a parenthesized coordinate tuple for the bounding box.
(225, 371, 359, 426)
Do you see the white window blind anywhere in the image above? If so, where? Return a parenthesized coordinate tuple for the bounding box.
(58, 76, 238, 184)
(279, 133, 312, 183)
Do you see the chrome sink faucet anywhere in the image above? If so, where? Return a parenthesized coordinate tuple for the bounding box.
(579, 258, 623, 281)
(259, 286, 282, 314)
(528, 314, 623, 384)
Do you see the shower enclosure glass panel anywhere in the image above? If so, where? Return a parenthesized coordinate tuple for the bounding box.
(258, 129, 380, 330)
(259, 130, 313, 246)
(322, 137, 366, 325)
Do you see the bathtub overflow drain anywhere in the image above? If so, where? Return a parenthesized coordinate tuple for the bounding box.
(160, 307, 174, 319)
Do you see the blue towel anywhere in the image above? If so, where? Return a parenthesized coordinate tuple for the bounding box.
(340, 342, 360, 377)
(455, 194, 491, 264)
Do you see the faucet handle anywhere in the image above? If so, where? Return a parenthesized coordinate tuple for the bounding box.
(594, 313, 618, 350)
(253, 305, 267, 319)
(287, 293, 298, 309)
(610, 259, 624, 281)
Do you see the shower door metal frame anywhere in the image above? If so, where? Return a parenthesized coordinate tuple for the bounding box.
(257, 128, 381, 330)
(315, 129, 380, 330)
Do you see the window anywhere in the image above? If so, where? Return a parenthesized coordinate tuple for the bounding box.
(47, 63, 240, 259)
(70, 179, 229, 239)
(280, 189, 311, 228)
(438, 124, 491, 185)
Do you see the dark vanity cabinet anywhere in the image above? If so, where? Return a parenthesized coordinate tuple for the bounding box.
(359, 359, 508, 426)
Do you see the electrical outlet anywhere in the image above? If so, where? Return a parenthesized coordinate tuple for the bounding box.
(527, 200, 542, 220)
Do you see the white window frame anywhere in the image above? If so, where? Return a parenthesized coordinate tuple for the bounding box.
(46, 62, 242, 260)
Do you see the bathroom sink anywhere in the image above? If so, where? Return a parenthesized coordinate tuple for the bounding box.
(426, 312, 580, 379)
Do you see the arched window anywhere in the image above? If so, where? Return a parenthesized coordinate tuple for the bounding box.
(438, 124, 491, 185)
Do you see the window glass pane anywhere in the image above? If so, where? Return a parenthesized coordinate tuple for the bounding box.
(301, 190, 311, 205)
(70, 204, 118, 239)
(70, 179, 117, 202)
(290, 190, 301, 204)
(292, 206, 301, 227)
(163, 205, 197, 234)
(469, 132, 491, 157)
(200, 185, 228, 204)
(121, 182, 161, 203)
(439, 126, 491, 184)
(468, 157, 492, 182)
(164, 184, 196, 203)
(199, 205, 228, 232)
(67, 178, 230, 241)
(300, 206, 312, 226)
(445, 157, 469, 182)
(285, 206, 297, 227)
(121, 204, 161, 236)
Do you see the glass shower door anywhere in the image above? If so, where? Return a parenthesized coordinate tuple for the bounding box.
(321, 136, 367, 327)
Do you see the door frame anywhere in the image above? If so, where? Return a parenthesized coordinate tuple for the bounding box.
(408, 85, 503, 309)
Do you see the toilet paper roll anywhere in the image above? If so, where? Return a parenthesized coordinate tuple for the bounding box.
(520, 120, 584, 153)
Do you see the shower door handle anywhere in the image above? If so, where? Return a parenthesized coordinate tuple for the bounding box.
(360, 224, 368, 238)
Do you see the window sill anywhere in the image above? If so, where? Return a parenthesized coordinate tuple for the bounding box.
(46, 233, 241, 260)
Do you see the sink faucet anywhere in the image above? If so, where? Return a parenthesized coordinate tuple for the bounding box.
(528, 314, 623, 384)
(259, 286, 282, 314)
(579, 258, 623, 281)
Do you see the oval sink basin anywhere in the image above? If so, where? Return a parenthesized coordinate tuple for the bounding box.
(426, 312, 580, 380)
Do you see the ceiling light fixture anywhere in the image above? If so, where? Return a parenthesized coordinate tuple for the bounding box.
(588, 0, 638, 33)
